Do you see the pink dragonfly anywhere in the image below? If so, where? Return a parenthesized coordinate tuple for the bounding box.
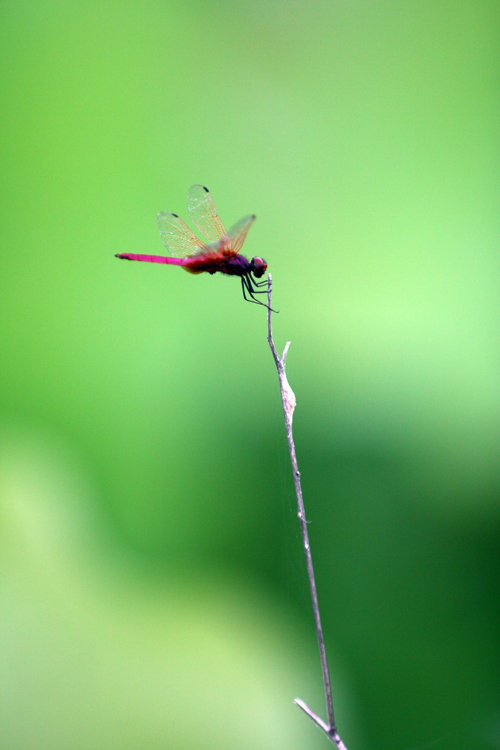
(116, 185, 271, 308)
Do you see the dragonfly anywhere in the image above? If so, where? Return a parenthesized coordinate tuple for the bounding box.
(116, 185, 272, 309)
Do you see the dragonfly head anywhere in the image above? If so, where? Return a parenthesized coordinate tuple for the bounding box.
(250, 257, 267, 278)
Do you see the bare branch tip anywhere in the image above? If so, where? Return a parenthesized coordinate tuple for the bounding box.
(281, 341, 291, 364)
(294, 698, 329, 734)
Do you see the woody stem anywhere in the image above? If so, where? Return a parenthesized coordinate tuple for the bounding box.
(266, 274, 349, 750)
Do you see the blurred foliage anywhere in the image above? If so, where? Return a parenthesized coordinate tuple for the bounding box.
(1, 0, 499, 748)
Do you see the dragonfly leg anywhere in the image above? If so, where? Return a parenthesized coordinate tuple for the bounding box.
(241, 276, 278, 312)
(245, 276, 271, 296)
(240, 276, 263, 306)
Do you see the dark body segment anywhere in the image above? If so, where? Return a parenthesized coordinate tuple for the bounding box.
(183, 250, 251, 276)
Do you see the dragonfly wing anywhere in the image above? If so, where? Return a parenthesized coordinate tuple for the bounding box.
(187, 185, 227, 244)
(157, 211, 206, 257)
(227, 214, 256, 254)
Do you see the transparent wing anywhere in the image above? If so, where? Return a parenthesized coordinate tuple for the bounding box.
(187, 185, 227, 244)
(156, 211, 206, 257)
(227, 214, 256, 254)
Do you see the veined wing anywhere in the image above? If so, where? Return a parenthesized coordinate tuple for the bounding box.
(187, 185, 227, 244)
(156, 211, 206, 257)
(227, 214, 256, 254)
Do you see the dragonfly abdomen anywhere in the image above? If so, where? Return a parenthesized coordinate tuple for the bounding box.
(115, 253, 185, 265)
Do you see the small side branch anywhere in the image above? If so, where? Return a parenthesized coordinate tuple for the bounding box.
(266, 275, 348, 750)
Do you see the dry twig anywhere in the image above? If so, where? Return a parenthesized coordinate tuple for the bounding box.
(266, 274, 348, 750)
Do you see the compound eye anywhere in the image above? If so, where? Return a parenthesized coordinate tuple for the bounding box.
(251, 257, 267, 278)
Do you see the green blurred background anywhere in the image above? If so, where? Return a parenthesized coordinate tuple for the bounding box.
(1, 1, 499, 748)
